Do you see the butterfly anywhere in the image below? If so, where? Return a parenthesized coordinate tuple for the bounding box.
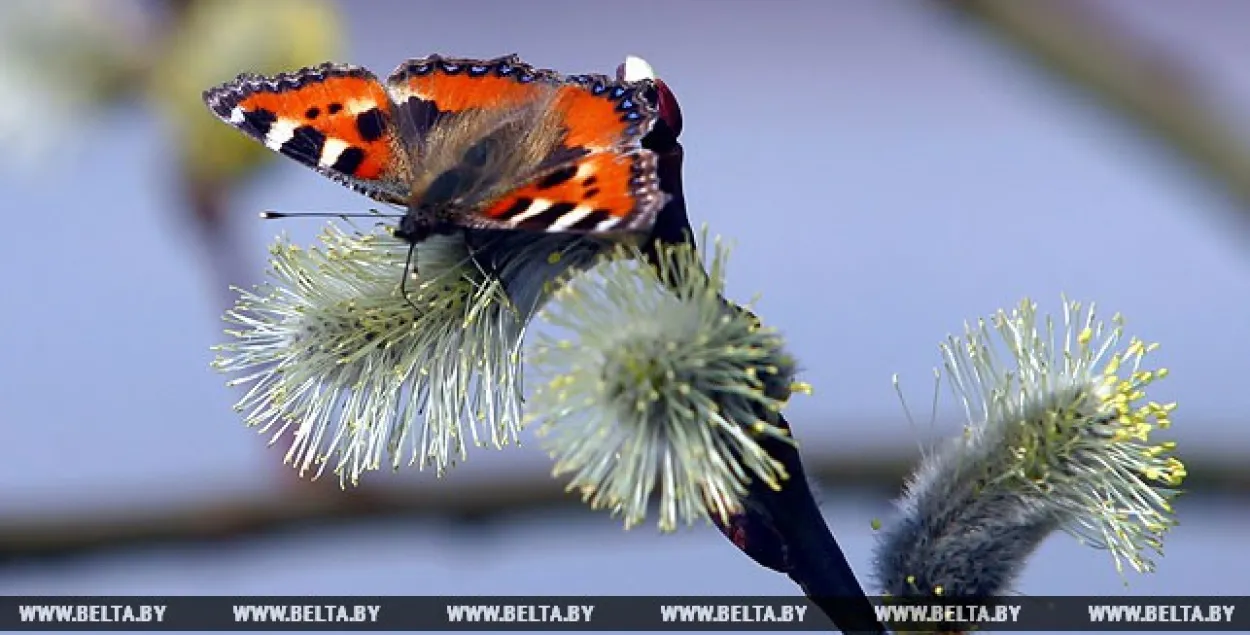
(202, 54, 667, 247)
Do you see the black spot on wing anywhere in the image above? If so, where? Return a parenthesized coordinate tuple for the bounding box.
(520, 202, 577, 229)
(331, 146, 366, 175)
(241, 108, 276, 137)
(356, 108, 387, 142)
(397, 97, 445, 137)
(536, 165, 578, 190)
(493, 197, 533, 220)
(280, 126, 326, 163)
(567, 209, 609, 231)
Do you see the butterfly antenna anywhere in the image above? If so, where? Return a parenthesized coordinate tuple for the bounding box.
(260, 209, 403, 220)
(399, 242, 421, 313)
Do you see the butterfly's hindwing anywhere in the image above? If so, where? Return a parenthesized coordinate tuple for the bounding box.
(474, 148, 666, 234)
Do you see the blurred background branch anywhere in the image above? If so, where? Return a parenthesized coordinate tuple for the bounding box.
(3, 443, 1245, 564)
(939, 0, 1250, 230)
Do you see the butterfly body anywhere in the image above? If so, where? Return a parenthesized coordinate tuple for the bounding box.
(203, 54, 667, 244)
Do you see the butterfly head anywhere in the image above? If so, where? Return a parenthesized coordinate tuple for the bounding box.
(396, 160, 486, 243)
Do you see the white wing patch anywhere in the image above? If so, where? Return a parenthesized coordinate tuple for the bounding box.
(263, 118, 300, 152)
(318, 137, 351, 168)
(507, 198, 554, 224)
(548, 205, 596, 231)
(593, 217, 621, 232)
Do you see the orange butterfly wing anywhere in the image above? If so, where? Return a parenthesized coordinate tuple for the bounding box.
(203, 63, 408, 204)
(478, 148, 665, 234)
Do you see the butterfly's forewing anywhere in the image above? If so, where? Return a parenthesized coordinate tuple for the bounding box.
(203, 63, 409, 205)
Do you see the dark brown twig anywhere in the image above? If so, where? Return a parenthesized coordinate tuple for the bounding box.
(631, 75, 887, 634)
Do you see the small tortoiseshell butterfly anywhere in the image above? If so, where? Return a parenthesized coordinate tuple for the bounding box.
(202, 54, 666, 245)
